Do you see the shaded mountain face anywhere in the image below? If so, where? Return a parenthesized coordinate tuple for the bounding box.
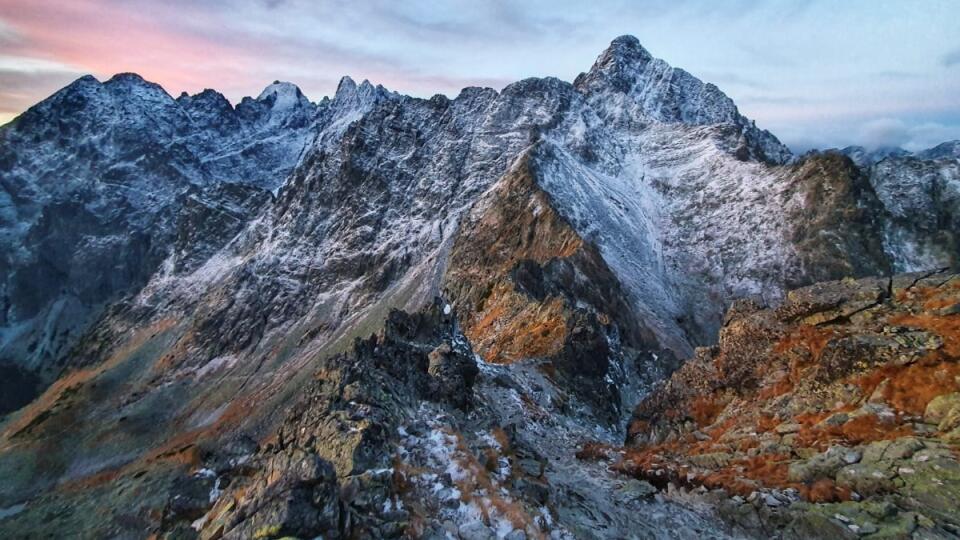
(836, 144, 960, 272)
(0, 36, 958, 538)
(0, 74, 317, 410)
(839, 142, 960, 167)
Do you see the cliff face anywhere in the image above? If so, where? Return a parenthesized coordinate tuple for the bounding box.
(612, 270, 960, 537)
(443, 154, 665, 419)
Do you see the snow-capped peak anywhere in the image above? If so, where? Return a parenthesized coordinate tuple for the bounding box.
(256, 80, 310, 110)
(579, 35, 654, 85)
(916, 139, 960, 160)
(335, 75, 358, 97)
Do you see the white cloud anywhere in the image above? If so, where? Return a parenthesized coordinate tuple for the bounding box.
(856, 118, 960, 152)
(943, 47, 960, 67)
(0, 55, 82, 74)
(859, 118, 910, 148)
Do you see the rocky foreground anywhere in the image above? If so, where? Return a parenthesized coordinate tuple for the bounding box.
(141, 299, 728, 540)
(579, 270, 960, 538)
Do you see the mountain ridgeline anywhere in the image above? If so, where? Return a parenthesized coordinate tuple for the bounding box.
(0, 36, 958, 538)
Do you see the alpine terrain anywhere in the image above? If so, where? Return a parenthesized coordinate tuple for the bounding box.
(0, 36, 958, 539)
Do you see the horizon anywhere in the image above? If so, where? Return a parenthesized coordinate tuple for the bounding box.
(1, 1, 959, 152)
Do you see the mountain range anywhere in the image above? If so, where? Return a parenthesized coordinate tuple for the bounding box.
(0, 35, 958, 539)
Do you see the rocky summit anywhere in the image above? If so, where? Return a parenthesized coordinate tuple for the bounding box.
(0, 36, 958, 539)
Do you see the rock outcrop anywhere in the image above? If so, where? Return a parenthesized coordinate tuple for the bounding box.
(600, 270, 960, 538)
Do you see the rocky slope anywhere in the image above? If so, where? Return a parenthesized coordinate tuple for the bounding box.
(0, 74, 317, 412)
(837, 143, 960, 272)
(0, 36, 958, 538)
(604, 270, 960, 538)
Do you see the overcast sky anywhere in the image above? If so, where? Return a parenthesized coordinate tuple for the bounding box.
(1, 0, 958, 152)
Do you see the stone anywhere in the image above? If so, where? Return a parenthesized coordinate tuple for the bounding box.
(824, 412, 850, 426)
(835, 464, 896, 496)
(937, 406, 960, 432)
(860, 438, 923, 464)
(689, 452, 733, 469)
(775, 422, 802, 434)
(843, 450, 862, 465)
(924, 393, 960, 425)
(620, 479, 657, 500)
(517, 458, 543, 477)
(788, 446, 849, 482)
(458, 520, 495, 540)
(761, 493, 784, 507)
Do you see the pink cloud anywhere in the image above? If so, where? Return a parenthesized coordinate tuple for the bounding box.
(0, 0, 513, 113)
(0, 0, 257, 93)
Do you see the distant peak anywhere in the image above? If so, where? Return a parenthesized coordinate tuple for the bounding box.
(608, 35, 645, 51)
(197, 88, 227, 99)
(106, 72, 150, 85)
(336, 76, 357, 94)
(59, 74, 101, 93)
(177, 88, 232, 111)
(33, 75, 103, 110)
(257, 81, 305, 101)
(602, 35, 653, 63)
(103, 73, 171, 97)
(574, 35, 655, 93)
(255, 81, 311, 114)
(916, 139, 960, 160)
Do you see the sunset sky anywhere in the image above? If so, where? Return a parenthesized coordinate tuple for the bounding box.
(1, 0, 958, 151)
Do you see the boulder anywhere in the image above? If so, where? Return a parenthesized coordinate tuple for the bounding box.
(924, 393, 960, 429)
(787, 446, 852, 483)
(860, 438, 924, 464)
(427, 341, 479, 408)
(835, 463, 896, 496)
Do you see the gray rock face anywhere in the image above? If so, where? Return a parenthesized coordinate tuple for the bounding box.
(839, 145, 912, 167)
(573, 35, 790, 164)
(869, 156, 959, 271)
(839, 140, 960, 165)
(835, 141, 960, 271)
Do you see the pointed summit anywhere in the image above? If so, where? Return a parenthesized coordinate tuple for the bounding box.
(574, 35, 653, 93)
(573, 35, 791, 163)
(603, 35, 654, 64)
(103, 72, 174, 99)
(916, 140, 960, 160)
(50, 74, 102, 99)
(334, 76, 357, 99)
(257, 81, 310, 110)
